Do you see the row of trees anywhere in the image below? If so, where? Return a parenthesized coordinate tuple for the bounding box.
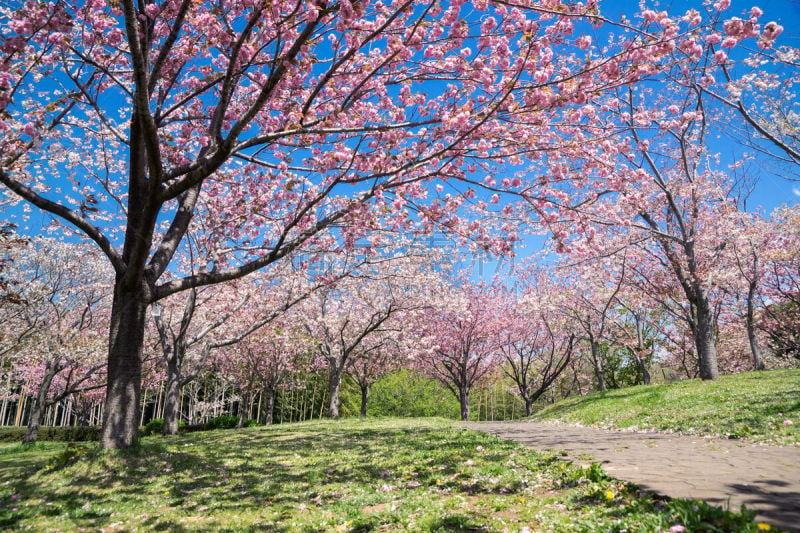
(3, 195, 799, 441)
(0, 0, 797, 447)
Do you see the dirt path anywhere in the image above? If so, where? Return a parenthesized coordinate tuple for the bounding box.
(464, 421, 800, 532)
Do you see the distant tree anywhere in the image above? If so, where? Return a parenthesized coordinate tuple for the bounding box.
(2, 239, 109, 443)
(496, 277, 576, 415)
(418, 284, 500, 421)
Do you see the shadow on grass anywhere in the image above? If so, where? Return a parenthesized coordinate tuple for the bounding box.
(0, 421, 777, 532)
(1, 424, 495, 530)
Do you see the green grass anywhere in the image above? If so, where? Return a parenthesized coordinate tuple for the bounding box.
(533, 369, 800, 445)
(0, 418, 776, 531)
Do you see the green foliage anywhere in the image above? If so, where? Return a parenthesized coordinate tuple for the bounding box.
(139, 418, 188, 436)
(366, 369, 459, 418)
(140, 418, 164, 436)
(0, 426, 101, 443)
(533, 369, 800, 445)
(763, 299, 800, 361)
(0, 418, 772, 531)
(203, 415, 257, 430)
(602, 344, 651, 389)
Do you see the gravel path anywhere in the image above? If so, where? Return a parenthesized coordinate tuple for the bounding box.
(464, 421, 800, 531)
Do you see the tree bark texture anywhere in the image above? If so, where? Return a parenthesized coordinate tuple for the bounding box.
(694, 296, 720, 380)
(264, 388, 276, 425)
(101, 282, 147, 448)
(328, 368, 342, 419)
(590, 340, 607, 391)
(359, 384, 370, 418)
(747, 283, 765, 370)
(162, 359, 182, 435)
(459, 387, 470, 421)
(23, 364, 57, 444)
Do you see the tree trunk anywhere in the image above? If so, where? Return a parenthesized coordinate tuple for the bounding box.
(328, 367, 342, 419)
(694, 295, 720, 380)
(747, 283, 765, 371)
(633, 354, 651, 385)
(162, 358, 181, 435)
(524, 397, 534, 417)
(590, 340, 607, 391)
(101, 283, 147, 448)
(640, 359, 651, 385)
(264, 388, 276, 425)
(748, 321, 765, 371)
(359, 383, 370, 418)
(459, 387, 470, 421)
(238, 391, 249, 428)
(23, 364, 57, 444)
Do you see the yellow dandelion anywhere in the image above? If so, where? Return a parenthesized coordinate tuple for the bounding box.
(756, 523, 772, 531)
(605, 490, 615, 500)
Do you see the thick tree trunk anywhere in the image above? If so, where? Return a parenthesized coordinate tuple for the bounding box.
(524, 397, 534, 417)
(101, 283, 147, 448)
(328, 368, 342, 418)
(747, 285, 765, 370)
(23, 365, 57, 444)
(459, 387, 470, 421)
(359, 384, 370, 418)
(694, 296, 720, 380)
(264, 388, 276, 425)
(162, 359, 181, 435)
(590, 340, 606, 391)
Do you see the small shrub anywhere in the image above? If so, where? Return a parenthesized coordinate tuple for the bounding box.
(140, 418, 193, 436)
(203, 415, 257, 430)
(140, 418, 164, 436)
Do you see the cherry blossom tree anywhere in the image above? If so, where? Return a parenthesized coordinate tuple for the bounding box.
(0, 224, 26, 310)
(496, 278, 577, 415)
(417, 283, 500, 421)
(215, 317, 313, 427)
(556, 253, 627, 391)
(151, 263, 314, 434)
(347, 326, 406, 418)
(1, 238, 110, 443)
(723, 211, 775, 370)
(0, 0, 786, 446)
(761, 205, 800, 361)
(301, 252, 433, 418)
(695, 17, 797, 168)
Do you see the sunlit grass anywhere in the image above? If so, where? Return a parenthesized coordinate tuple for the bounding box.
(0, 417, 773, 531)
(533, 369, 800, 445)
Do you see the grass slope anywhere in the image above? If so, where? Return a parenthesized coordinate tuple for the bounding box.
(0, 418, 775, 532)
(533, 369, 800, 445)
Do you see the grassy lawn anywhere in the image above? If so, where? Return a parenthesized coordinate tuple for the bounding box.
(533, 369, 800, 445)
(0, 418, 775, 532)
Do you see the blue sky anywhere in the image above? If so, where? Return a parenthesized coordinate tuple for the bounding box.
(609, 0, 800, 213)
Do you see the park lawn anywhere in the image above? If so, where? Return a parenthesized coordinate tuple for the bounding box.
(533, 369, 800, 445)
(0, 418, 773, 532)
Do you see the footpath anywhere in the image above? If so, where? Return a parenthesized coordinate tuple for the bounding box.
(464, 421, 800, 532)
